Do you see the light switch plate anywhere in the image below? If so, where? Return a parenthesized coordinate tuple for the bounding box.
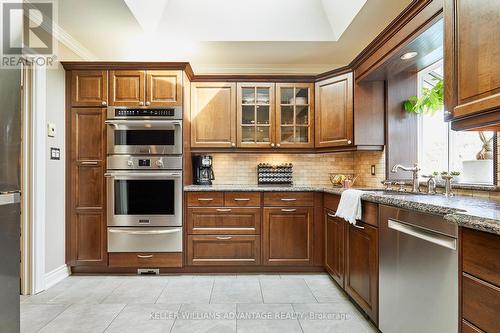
(50, 147, 60, 160)
(47, 123, 56, 137)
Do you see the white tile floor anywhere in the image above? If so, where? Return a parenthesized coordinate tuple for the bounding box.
(21, 273, 378, 333)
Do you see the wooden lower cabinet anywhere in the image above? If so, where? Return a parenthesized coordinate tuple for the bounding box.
(461, 228, 500, 333)
(187, 207, 261, 235)
(345, 221, 378, 324)
(262, 207, 313, 265)
(324, 209, 345, 287)
(109, 252, 182, 268)
(187, 235, 260, 265)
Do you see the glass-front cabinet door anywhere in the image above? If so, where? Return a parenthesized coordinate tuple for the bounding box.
(237, 83, 275, 148)
(276, 83, 314, 148)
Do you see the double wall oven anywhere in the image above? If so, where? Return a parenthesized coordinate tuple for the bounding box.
(105, 106, 183, 255)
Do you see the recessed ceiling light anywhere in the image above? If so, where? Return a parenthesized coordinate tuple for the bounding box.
(400, 52, 418, 60)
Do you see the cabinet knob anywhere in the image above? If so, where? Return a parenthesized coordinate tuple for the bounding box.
(347, 140, 352, 145)
(146, 101, 151, 106)
(231, 143, 236, 147)
(139, 101, 144, 106)
(101, 101, 107, 106)
(271, 143, 275, 147)
(276, 143, 281, 148)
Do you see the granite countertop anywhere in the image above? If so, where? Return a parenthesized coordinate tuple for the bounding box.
(184, 184, 500, 235)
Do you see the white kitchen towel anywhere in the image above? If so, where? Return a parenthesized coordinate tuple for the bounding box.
(335, 189, 363, 225)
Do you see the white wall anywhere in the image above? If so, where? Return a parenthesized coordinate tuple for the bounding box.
(44, 64, 66, 274)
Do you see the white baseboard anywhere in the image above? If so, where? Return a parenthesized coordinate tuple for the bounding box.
(44, 265, 71, 289)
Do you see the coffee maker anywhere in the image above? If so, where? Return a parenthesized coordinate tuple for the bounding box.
(192, 155, 215, 185)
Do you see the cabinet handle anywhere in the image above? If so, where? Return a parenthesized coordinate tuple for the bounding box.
(198, 198, 213, 201)
(280, 198, 297, 202)
(281, 208, 297, 212)
(139, 101, 144, 106)
(137, 254, 153, 259)
(101, 101, 107, 106)
(234, 198, 250, 201)
(353, 224, 365, 230)
(80, 161, 98, 165)
(215, 236, 232, 240)
(216, 208, 232, 212)
(327, 213, 336, 218)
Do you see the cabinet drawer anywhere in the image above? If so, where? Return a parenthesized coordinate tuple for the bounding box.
(263, 192, 314, 207)
(224, 192, 261, 207)
(361, 201, 378, 227)
(463, 228, 500, 286)
(187, 208, 261, 234)
(324, 194, 340, 211)
(187, 192, 224, 207)
(108, 252, 182, 268)
(187, 235, 260, 265)
(462, 273, 500, 333)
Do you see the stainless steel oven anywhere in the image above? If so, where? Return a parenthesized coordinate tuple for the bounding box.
(105, 156, 182, 227)
(105, 106, 182, 155)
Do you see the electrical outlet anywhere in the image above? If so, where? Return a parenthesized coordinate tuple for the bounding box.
(50, 147, 60, 160)
(371, 165, 376, 176)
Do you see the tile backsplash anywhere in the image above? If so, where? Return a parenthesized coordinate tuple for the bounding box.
(208, 150, 385, 187)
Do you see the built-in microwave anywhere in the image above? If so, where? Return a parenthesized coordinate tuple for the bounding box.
(105, 106, 182, 155)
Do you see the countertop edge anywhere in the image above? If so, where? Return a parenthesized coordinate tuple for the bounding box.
(184, 185, 500, 236)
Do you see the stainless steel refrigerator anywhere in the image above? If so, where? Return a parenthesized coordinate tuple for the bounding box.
(0, 67, 22, 333)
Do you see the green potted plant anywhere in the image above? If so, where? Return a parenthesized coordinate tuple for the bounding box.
(404, 78, 443, 115)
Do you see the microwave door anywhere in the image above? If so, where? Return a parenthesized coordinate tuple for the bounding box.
(106, 120, 182, 155)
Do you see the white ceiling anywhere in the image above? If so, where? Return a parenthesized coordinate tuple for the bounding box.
(56, 0, 412, 74)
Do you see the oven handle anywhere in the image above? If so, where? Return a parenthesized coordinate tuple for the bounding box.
(104, 172, 182, 179)
(105, 120, 182, 126)
(108, 228, 182, 235)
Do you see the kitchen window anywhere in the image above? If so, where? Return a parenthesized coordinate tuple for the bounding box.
(418, 60, 497, 185)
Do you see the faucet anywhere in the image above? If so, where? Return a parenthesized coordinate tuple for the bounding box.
(422, 175, 436, 194)
(391, 163, 420, 193)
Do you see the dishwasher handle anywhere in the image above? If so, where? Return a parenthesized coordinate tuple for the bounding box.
(388, 219, 457, 250)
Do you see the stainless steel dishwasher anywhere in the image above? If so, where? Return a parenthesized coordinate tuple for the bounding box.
(379, 205, 458, 333)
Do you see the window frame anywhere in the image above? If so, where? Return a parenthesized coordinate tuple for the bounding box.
(417, 60, 497, 185)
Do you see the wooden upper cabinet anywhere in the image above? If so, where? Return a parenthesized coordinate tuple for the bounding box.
(191, 82, 236, 148)
(445, 0, 500, 123)
(276, 83, 314, 148)
(71, 70, 108, 107)
(109, 70, 145, 106)
(237, 82, 275, 148)
(315, 73, 353, 147)
(146, 70, 182, 107)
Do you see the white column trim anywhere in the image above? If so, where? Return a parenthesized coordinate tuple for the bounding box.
(31, 64, 47, 294)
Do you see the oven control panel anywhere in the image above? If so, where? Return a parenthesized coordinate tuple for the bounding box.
(115, 108, 176, 117)
(107, 155, 182, 170)
(108, 106, 183, 120)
